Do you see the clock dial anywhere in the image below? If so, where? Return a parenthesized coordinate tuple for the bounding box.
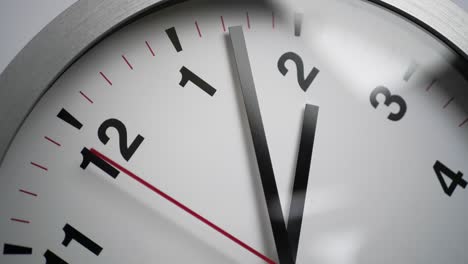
(1, 0, 468, 263)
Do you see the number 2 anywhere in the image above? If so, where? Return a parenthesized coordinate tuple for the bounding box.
(98, 119, 144, 161)
(277, 52, 319, 92)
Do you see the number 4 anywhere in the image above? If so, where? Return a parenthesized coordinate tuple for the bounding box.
(433, 160, 467, 197)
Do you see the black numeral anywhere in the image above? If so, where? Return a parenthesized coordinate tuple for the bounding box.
(62, 224, 103, 256)
(369, 86, 407, 121)
(98, 119, 144, 161)
(80, 148, 119, 178)
(43, 224, 102, 263)
(277, 52, 319, 92)
(434, 160, 466, 197)
(179, 66, 217, 96)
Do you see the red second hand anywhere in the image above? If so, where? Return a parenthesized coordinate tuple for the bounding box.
(90, 148, 276, 264)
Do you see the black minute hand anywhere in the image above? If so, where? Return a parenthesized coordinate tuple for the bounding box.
(228, 25, 294, 264)
(288, 104, 319, 262)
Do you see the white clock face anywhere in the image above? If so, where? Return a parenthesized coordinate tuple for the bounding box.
(1, 0, 468, 263)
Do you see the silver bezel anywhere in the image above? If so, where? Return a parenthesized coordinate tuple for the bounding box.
(0, 0, 467, 162)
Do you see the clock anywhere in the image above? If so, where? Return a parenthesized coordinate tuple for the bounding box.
(1, 0, 468, 263)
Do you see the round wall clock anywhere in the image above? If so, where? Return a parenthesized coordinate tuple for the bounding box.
(1, 0, 468, 263)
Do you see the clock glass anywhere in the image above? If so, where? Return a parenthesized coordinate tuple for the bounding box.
(1, 0, 467, 263)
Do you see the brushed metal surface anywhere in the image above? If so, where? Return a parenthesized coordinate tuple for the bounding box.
(0, 0, 172, 163)
(367, 0, 468, 62)
(0, 0, 467, 163)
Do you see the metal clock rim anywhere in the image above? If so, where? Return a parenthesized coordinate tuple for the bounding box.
(0, 0, 467, 163)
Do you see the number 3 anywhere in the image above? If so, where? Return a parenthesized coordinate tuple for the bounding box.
(369, 86, 407, 121)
